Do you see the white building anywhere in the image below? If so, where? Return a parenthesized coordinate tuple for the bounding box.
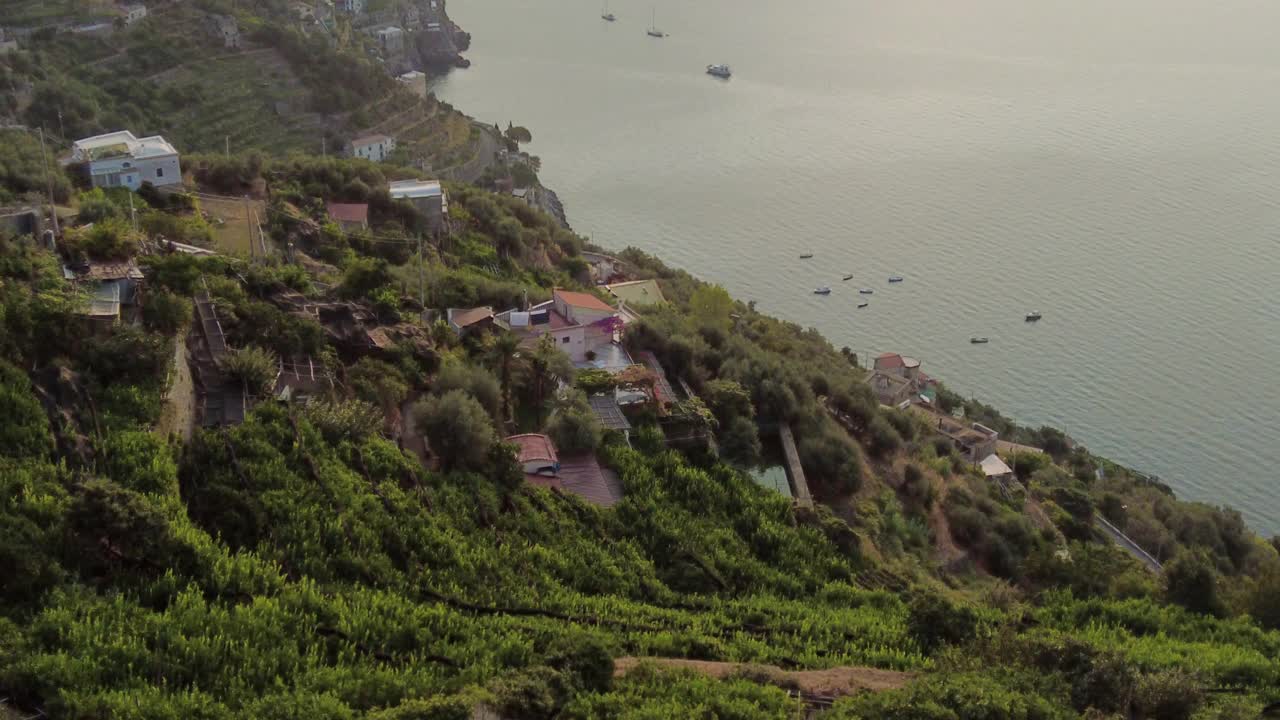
(375, 26, 404, 53)
(388, 179, 448, 234)
(350, 134, 395, 163)
(71, 131, 182, 191)
(335, 0, 365, 14)
(119, 4, 148, 26)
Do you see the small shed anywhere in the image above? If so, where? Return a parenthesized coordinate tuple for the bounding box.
(981, 454, 1015, 483)
(506, 433, 560, 477)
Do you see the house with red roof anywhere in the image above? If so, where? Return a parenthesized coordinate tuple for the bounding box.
(495, 289, 622, 364)
(868, 352, 931, 408)
(507, 433, 560, 478)
(326, 203, 369, 232)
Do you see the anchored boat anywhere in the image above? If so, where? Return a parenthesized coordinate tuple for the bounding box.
(971, 337, 990, 344)
(814, 287, 832, 295)
(706, 64, 732, 78)
(1026, 311, 1043, 322)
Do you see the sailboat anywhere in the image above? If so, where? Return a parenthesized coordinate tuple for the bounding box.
(647, 8, 664, 37)
(601, 0, 615, 22)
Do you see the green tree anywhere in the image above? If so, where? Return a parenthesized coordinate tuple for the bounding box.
(718, 416, 761, 466)
(432, 362, 502, 420)
(142, 290, 193, 335)
(546, 391, 602, 454)
(415, 389, 499, 472)
(485, 331, 523, 422)
(348, 358, 410, 411)
(688, 284, 734, 331)
(1163, 552, 1224, 617)
(523, 335, 574, 412)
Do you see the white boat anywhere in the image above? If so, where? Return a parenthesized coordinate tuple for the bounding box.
(601, 0, 616, 21)
(971, 337, 990, 344)
(857, 301, 869, 308)
(888, 275, 904, 283)
(799, 252, 814, 259)
(814, 287, 832, 295)
(647, 8, 664, 36)
(706, 64, 732, 78)
(842, 273, 853, 281)
(1025, 311, 1043, 322)
(859, 288, 873, 295)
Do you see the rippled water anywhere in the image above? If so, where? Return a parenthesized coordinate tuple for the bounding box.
(434, 0, 1280, 534)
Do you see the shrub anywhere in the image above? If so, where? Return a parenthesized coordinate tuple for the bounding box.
(221, 345, 279, 397)
(907, 591, 980, 654)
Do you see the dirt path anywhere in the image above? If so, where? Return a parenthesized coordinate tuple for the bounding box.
(157, 333, 196, 442)
(614, 657, 914, 697)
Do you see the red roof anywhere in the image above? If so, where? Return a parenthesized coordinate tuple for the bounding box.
(506, 434, 559, 465)
(876, 353, 905, 369)
(326, 203, 369, 224)
(554, 289, 615, 313)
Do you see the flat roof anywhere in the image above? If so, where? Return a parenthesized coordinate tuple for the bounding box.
(607, 279, 666, 306)
(389, 179, 443, 199)
(73, 131, 177, 161)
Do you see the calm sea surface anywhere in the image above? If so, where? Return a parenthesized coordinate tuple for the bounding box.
(433, 0, 1280, 534)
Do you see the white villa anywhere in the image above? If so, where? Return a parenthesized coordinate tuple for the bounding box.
(351, 134, 396, 163)
(71, 131, 182, 191)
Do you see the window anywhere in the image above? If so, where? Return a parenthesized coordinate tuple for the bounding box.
(561, 336, 570, 344)
(156, 167, 164, 178)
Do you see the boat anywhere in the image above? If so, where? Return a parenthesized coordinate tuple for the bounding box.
(799, 253, 814, 259)
(888, 275, 904, 283)
(814, 287, 832, 295)
(601, 0, 615, 21)
(857, 301, 869, 308)
(706, 64, 732, 78)
(971, 337, 990, 344)
(647, 8, 664, 36)
(842, 273, 854, 281)
(1025, 311, 1043, 322)
(859, 288, 873, 295)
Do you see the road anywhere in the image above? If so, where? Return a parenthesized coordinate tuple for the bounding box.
(1095, 515, 1163, 573)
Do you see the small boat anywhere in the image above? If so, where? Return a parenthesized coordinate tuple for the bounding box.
(1025, 311, 1043, 322)
(842, 273, 854, 281)
(859, 288, 873, 295)
(647, 8, 664, 36)
(857, 301, 869, 308)
(601, 0, 616, 20)
(706, 64, 732, 78)
(814, 287, 832, 295)
(799, 253, 814, 259)
(888, 275, 904, 283)
(971, 337, 990, 344)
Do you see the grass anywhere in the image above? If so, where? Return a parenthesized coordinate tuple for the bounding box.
(0, 0, 111, 26)
(199, 196, 265, 256)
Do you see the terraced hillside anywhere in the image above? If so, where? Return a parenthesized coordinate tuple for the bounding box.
(0, 1, 476, 165)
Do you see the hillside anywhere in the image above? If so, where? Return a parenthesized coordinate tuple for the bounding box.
(0, 0, 477, 168)
(2, 6, 1280, 719)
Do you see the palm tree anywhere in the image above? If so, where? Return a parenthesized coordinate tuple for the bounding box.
(485, 332, 522, 423)
(526, 335, 575, 413)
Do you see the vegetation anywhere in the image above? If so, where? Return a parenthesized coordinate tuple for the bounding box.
(0, 76, 1277, 715)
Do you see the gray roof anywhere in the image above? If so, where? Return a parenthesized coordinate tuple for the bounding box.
(588, 394, 632, 431)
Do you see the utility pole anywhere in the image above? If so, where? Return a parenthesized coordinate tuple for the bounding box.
(128, 192, 138, 233)
(417, 234, 425, 308)
(243, 196, 255, 258)
(321, 136, 326, 158)
(56, 110, 65, 141)
(37, 127, 60, 238)
(225, 135, 230, 158)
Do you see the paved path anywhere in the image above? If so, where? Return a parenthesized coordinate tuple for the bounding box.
(1095, 515, 1163, 573)
(779, 423, 813, 508)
